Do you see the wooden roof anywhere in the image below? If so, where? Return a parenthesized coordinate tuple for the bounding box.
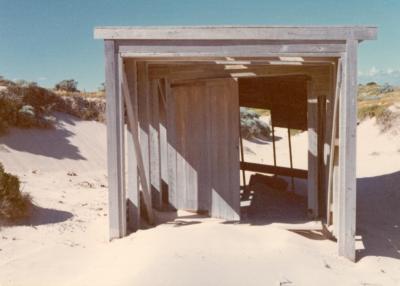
(94, 26, 377, 41)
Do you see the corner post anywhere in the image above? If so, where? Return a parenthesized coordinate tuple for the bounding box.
(104, 40, 126, 239)
(338, 39, 358, 261)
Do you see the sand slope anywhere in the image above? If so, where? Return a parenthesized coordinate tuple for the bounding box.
(0, 114, 399, 286)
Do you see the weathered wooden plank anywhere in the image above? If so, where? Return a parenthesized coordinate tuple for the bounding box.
(170, 82, 203, 211)
(229, 78, 241, 219)
(125, 55, 338, 63)
(123, 53, 343, 61)
(167, 78, 240, 217)
(332, 152, 340, 237)
(183, 86, 198, 210)
(327, 59, 342, 226)
(158, 79, 169, 207)
(240, 162, 308, 179)
(105, 40, 126, 239)
(149, 79, 162, 209)
(175, 88, 187, 209)
(124, 59, 140, 232)
(209, 79, 240, 220)
(122, 62, 154, 225)
(144, 58, 336, 66)
(166, 80, 178, 209)
(307, 80, 318, 218)
(94, 26, 377, 40)
(338, 39, 358, 261)
(117, 40, 346, 57)
(317, 95, 327, 217)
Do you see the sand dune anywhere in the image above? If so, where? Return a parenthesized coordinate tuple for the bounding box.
(0, 114, 399, 286)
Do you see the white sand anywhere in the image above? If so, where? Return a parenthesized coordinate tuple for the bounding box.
(0, 114, 399, 286)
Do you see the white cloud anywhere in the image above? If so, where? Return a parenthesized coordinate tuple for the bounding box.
(358, 66, 400, 78)
(37, 76, 48, 81)
(358, 67, 400, 85)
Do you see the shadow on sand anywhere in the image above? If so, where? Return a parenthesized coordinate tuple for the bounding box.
(239, 171, 400, 261)
(244, 135, 282, 145)
(22, 203, 73, 226)
(0, 113, 86, 160)
(149, 171, 400, 262)
(1, 203, 73, 227)
(356, 171, 400, 261)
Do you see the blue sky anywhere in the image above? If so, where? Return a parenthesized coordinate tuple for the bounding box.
(1, 0, 399, 91)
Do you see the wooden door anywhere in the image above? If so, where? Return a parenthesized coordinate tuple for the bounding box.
(167, 78, 240, 221)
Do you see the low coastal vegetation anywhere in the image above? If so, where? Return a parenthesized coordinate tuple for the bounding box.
(1, 76, 399, 137)
(0, 163, 31, 221)
(357, 82, 400, 132)
(0, 76, 105, 134)
(240, 107, 271, 139)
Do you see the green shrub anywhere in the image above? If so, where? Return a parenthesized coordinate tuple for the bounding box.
(379, 83, 394, 94)
(54, 79, 78, 92)
(0, 92, 20, 134)
(0, 84, 59, 133)
(19, 85, 61, 114)
(0, 163, 31, 220)
(0, 76, 16, 87)
(240, 107, 271, 139)
(17, 105, 36, 127)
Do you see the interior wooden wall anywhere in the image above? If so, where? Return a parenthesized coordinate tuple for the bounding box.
(167, 78, 241, 220)
(149, 63, 334, 218)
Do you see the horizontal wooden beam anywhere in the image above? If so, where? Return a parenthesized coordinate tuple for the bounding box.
(117, 40, 346, 57)
(94, 26, 377, 41)
(240, 162, 308, 179)
(148, 63, 332, 78)
(144, 57, 337, 65)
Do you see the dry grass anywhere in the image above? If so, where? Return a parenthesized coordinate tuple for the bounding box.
(358, 83, 400, 131)
(53, 90, 105, 99)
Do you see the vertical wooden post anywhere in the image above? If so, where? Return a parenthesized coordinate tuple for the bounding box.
(158, 79, 169, 207)
(287, 127, 294, 191)
(166, 79, 178, 209)
(317, 95, 327, 217)
(307, 81, 318, 217)
(150, 79, 162, 209)
(239, 125, 246, 189)
(338, 39, 358, 261)
(271, 123, 277, 168)
(105, 40, 126, 239)
(124, 59, 140, 232)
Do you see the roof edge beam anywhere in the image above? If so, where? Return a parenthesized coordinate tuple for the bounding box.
(94, 26, 377, 41)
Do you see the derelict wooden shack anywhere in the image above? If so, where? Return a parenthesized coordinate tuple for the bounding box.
(94, 26, 377, 261)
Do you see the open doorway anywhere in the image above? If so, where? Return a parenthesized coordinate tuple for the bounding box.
(237, 75, 316, 226)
